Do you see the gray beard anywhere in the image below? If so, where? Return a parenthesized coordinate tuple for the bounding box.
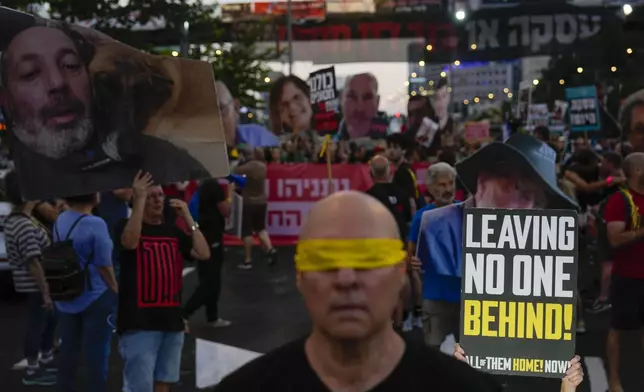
(12, 118, 93, 160)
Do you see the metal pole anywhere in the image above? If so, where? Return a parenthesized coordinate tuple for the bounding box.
(286, 0, 294, 74)
(180, 0, 189, 57)
(181, 20, 190, 57)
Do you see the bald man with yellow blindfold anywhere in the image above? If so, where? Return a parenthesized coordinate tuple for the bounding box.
(214, 191, 501, 392)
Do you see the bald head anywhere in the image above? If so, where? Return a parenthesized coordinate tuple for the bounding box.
(301, 191, 399, 240)
(624, 152, 644, 179)
(370, 155, 390, 180)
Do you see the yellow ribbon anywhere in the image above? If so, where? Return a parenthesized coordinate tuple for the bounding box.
(621, 188, 641, 230)
(319, 134, 332, 158)
(295, 238, 406, 272)
(406, 168, 420, 199)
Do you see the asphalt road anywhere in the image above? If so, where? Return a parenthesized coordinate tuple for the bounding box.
(0, 246, 642, 392)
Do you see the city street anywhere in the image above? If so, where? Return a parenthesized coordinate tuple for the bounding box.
(0, 246, 642, 391)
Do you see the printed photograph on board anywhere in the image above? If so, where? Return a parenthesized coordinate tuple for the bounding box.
(0, 7, 229, 200)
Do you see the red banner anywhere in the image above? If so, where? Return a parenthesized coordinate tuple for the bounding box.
(223, 163, 430, 244)
(253, 0, 327, 20)
(264, 164, 372, 236)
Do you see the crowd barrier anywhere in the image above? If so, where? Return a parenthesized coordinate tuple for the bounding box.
(223, 162, 431, 246)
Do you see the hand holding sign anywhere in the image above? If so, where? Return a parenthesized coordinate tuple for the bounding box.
(453, 344, 584, 389)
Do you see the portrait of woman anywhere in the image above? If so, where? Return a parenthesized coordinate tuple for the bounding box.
(269, 75, 314, 135)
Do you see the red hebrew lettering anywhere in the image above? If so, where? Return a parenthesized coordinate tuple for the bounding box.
(358, 22, 401, 40)
(357, 22, 401, 52)
(406, 22, 425, 40)
(431, 22, 458, 50)
(326, 24, 352, 40)
(136, 237, 181, 308)
(283, 211, 302, 227)
(268, 210, 284, 226)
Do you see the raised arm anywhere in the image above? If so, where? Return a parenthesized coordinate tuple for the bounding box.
(120, 171, 153, 250)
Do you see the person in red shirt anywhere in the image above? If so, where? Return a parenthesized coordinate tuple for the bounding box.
(603, 152, 644, 392)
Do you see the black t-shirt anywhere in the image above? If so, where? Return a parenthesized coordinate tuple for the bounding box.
(365, 183, 412, 242)
(566, 163, 603, 210)
(393, 162, 418, 202)
(213, 338, 502, 392)
(113, 219, 192, 334)
(198, 179, 227, 243)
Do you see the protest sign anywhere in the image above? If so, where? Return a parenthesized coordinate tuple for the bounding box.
(549, 100, 568, 133)
(460, 208, 578, 378)
(0, 7, 229, 200)
(527, 103, 549, 130)
(516, 81, 532, 123)
(308, 67, 340, 135)
(565, 86, 601, 133)
(463, 121, 490, 144)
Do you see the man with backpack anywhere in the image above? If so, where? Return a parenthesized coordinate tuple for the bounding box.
(604, 152, 644, 392)
(4, 171, 57, 386)
(53, 192, 118, 392)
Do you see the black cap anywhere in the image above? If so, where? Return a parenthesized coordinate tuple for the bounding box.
(0, 7, 37, 51)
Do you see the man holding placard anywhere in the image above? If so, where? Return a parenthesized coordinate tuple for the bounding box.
(416, 134, 584, 390)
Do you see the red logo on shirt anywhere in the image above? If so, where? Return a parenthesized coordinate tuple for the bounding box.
(136, 236, 182, 308)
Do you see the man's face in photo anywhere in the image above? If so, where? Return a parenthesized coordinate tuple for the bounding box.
(476, 164, 545, 210)
(341, 74, 379, 134)
(3, 26, 93, 159)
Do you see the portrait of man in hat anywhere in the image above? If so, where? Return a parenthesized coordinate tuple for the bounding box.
(0, 8, 223, 200)
(414, 133, 580, 390)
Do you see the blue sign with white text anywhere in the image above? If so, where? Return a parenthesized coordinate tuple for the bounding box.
(565, 86, 601, 133)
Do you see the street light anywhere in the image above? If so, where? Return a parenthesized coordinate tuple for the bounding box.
(474, 97, 480, 103)
(464, 100, 469, 105)
(264, 77, 271, 83)
(411, 72, 417, 78)
(577, 67, 584, 74)
(627, 48, 633, 54)
(440, 71, 447, 78)
(533, 79, 539, 86)
(624, 4, 633, 16)
(454, 60, 461, 66)
(488, 93, 494, 99)
(559, 79, 565, 85)
(611, 66, 617, 72)
(171, 51, 179, 57)
(455, 10, 466, 21)
(419, 61, 425, 67)
(470, 44, 477, 50)
(426, 44, 433, 51)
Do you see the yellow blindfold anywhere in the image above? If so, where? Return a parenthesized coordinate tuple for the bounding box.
(295, 238, 406, 272)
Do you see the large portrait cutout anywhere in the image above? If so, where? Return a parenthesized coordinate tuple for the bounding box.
(0, 7, 229, 200)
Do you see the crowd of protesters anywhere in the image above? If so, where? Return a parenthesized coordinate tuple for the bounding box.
(1, 63, 644, 392)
